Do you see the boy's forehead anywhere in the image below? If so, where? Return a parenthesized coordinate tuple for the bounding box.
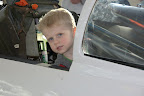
(54, 21, 72, 27)
(42, 24, 72, 34)
(47, 23, 72, 30)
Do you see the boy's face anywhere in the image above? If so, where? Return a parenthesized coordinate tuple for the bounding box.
(42, 24, 75, 55)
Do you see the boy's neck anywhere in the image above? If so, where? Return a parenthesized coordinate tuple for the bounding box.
(63, 48, 73, 60)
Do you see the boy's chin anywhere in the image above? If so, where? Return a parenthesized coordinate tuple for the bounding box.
(57, 51, 65, 54)
(57, 50, 68, 54)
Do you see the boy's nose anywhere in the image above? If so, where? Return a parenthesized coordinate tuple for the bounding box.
(54, 38, 59, 45)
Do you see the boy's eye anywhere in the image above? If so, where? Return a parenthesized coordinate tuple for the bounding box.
(57, 33, 63, 37)
(48, 37, 53, 42)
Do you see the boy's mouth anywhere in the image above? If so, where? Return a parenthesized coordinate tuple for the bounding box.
(57, 45, 64, 51)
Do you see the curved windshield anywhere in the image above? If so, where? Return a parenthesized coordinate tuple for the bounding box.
(82, 0, 144, 69)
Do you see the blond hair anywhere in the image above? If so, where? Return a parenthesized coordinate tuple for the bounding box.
(37, 8, 76, 32)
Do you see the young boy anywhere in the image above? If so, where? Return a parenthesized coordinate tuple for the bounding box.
(37, 8, 76, 69)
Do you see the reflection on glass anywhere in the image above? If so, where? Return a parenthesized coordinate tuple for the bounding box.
(0, 1, 58, 67)
(0, 80, 32, 96)
(0, 1, 3, 5)
(82, 0, 144, 69)
(137, 0, 144, 7)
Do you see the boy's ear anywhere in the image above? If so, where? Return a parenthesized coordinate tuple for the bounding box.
(73, 27, 76, 36)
